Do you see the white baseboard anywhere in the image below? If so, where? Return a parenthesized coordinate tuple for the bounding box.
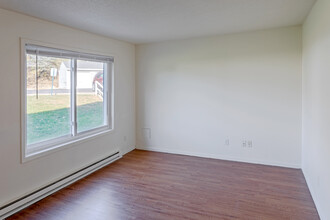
(0, 151, 121, 220)
(302, 169, 323, 219)
(137, 146, 301, 169)
(120, 145, 136, 155)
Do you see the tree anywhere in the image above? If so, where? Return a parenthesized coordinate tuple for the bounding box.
(27, 55, 67, 89)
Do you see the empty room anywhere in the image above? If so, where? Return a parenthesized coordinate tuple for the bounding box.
(0, 0, 329, 219)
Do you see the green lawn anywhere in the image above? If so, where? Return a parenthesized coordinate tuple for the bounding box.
(27, 95, 104, 145)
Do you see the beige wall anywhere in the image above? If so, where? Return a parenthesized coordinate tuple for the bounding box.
(136, 26, 302, 168)
(0, 8, 135, 206)
(302, 0, 330, 219)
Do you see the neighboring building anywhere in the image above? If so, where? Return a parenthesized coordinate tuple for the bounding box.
(59, 60, 103, 89)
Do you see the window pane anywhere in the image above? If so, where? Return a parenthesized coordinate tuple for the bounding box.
(26, 54, 71, 145)
(76, 60, 107, 133)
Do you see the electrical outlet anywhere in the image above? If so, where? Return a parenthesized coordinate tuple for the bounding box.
(242, 140, 247, 147)
(248, 140, 253, 148)
(123, 136, 127, 141)
(225, 139, 230, 146)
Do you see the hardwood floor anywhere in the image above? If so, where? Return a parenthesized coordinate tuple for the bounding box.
(8, 150, 319, 220)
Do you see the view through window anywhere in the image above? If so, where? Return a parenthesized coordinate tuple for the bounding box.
(77, 60, 107, 133)
(24, 44, 113, 156)
(26, 55, 71, 145)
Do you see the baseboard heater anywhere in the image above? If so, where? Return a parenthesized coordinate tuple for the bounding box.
(0, 151, 121, 219)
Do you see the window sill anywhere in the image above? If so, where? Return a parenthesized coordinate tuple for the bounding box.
(22, 128, 114, 163)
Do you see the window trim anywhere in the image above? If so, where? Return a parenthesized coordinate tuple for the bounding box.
(20, 38, 115, 163)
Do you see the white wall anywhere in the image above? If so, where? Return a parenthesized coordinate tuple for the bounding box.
(0, 8, 135, 206)
(302, 0, 330, 219)
(136, 26, 302, 168)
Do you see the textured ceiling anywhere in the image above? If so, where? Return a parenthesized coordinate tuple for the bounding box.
(0, 0, 316, 44)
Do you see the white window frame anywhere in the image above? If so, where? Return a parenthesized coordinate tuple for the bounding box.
(20, 39, 115, 163)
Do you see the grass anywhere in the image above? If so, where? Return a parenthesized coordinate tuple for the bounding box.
(27, 95, 101, 114)
(27, 94, 104, 145)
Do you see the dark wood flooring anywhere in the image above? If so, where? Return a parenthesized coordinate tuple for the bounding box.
(8, 150, 319, 220)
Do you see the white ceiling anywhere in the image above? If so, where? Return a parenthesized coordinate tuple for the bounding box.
(0, 0, 316, 44)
